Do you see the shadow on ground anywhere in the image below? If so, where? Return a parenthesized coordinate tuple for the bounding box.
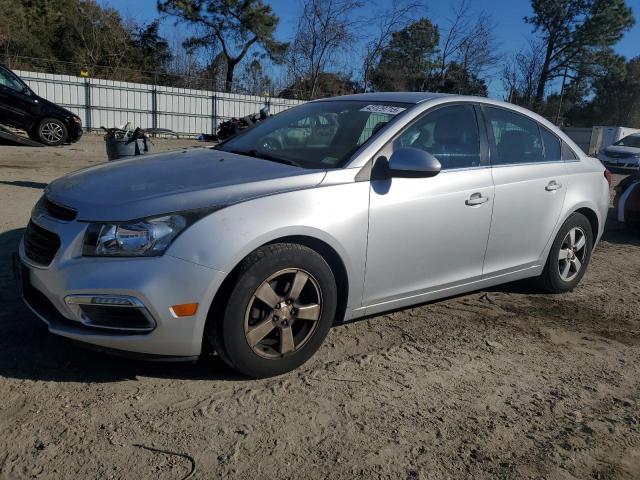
(0, 180, 48, 189)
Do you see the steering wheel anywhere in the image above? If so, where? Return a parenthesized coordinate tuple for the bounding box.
(261, 137, 281, 151)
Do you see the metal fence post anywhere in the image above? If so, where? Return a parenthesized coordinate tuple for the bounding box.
(212, 94, 217, 134)
(151, 87, 158, 136)
(84, 78, 92, 131)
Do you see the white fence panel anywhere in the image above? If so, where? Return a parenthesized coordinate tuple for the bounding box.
(14, 70, 305, 137)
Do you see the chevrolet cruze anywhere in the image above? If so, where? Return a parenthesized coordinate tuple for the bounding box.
(19, 93, 610, 377)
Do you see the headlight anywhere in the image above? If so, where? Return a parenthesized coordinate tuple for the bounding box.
(83, 208, 219, 257)
(71, 115, 82, 125)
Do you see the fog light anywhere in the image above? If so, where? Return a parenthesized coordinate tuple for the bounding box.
(91, 296, 136, 306)
(171, 303, 198, 317)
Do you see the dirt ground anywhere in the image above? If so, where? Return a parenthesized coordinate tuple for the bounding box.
(0, 135, 639, 480)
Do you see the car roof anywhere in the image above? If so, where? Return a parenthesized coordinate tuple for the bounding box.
(312, 92, 454, 104)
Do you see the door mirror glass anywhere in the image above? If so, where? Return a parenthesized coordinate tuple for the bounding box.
(388, 147, 442, 178)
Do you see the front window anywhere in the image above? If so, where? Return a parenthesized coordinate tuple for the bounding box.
(614, 135, 640, 148)
(0, 67, 26, 92)
(393, 104, 481, 170)
(217, 101, 410, 168)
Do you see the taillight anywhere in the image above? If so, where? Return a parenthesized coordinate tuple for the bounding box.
(604, 169, 612, 187)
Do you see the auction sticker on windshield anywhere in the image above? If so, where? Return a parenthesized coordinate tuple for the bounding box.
(360, 105, 406, 115)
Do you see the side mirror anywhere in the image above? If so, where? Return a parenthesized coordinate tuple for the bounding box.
(387, 147, 442, 178)
(22, 86, 32, 95)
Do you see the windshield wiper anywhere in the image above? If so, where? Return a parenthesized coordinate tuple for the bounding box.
(226, 149, 301, 168)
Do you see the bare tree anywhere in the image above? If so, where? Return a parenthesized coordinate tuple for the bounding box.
(436, 0, 501, 86)
(287, 0, 363, 99)
(361, 0, 423, 92)
(501, 39, 544, 107)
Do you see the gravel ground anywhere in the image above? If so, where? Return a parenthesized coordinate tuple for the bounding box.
(0, 135, 639, 480)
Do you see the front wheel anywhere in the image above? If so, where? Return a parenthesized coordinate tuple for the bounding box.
(36, 118, 68, 146)
(539, 212, 593, 293)
(212, 243, 337, 378)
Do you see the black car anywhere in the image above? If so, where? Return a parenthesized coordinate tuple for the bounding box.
(0, 65, 82, 146)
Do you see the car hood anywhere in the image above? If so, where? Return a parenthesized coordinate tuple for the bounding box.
(45, 148, 327, 221)
(36, 96, 76, 118)
(603, 145, 640, 155)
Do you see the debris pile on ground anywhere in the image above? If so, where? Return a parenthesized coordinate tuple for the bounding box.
(102, 123, 152, 160)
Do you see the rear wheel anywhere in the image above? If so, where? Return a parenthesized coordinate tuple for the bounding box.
(36, 118, 68, 146)
(212, 243, 337, 378)
(539, 212, 593, 293)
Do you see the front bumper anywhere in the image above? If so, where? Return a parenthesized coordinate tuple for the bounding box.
(599, 155, 640, 172)
(19, 216, 225, 358)
(68, 123, 83, 143)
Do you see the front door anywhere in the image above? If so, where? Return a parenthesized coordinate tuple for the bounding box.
(363, 104, 495, 312)
(481, 106, 568, 276)
(0, 67, 34, 128)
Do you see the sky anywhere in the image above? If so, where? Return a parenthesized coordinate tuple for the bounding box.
(99, 0, 640, 98)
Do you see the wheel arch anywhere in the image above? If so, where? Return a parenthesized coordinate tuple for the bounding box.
(574, 207, 599, 246)
(201, 234, 350, 354)
(35, 114, 69, 127)
(539, 201, 602, 269)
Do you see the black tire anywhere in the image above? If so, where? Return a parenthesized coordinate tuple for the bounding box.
(212, 243, 337, 378)
(36, 117, 68, 146)
(539, 212, 593, 293)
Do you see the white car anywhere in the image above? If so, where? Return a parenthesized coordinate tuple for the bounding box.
(20, 93, 611, 377)
(598, 133, 640, 172)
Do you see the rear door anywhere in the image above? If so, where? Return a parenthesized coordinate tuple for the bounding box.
(481, 106, 567, 276)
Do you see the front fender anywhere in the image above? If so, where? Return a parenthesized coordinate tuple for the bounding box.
(167, 182, 370, 315)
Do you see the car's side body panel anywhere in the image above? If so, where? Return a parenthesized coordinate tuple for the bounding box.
(483, 162, 568, 277)
(167, 169, 370, 320)
(364, 167, 494, 307)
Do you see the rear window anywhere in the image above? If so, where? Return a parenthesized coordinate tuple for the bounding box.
(562, 142, 579, 161)
(485, 107, 543, 165)
(541, 127, 561, 161)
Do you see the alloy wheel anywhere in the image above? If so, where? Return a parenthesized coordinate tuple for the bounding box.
(40, 122, 64, 144)
(244, 268, 322, 359)
(558, 227, 587, 282)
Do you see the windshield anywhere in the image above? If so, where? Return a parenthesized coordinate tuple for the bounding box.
(216, 100, 411, 168)
(614, 135, 640, 148)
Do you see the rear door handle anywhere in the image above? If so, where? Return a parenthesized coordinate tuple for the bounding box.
(465, 192, 489, 206)
(545, 180, 562, 191)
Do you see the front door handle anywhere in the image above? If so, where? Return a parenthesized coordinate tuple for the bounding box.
(465, 192, 489, 206)
(545, 180, 562, 191)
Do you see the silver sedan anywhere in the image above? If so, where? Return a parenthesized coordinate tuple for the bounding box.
(20, 93, 610, 377)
